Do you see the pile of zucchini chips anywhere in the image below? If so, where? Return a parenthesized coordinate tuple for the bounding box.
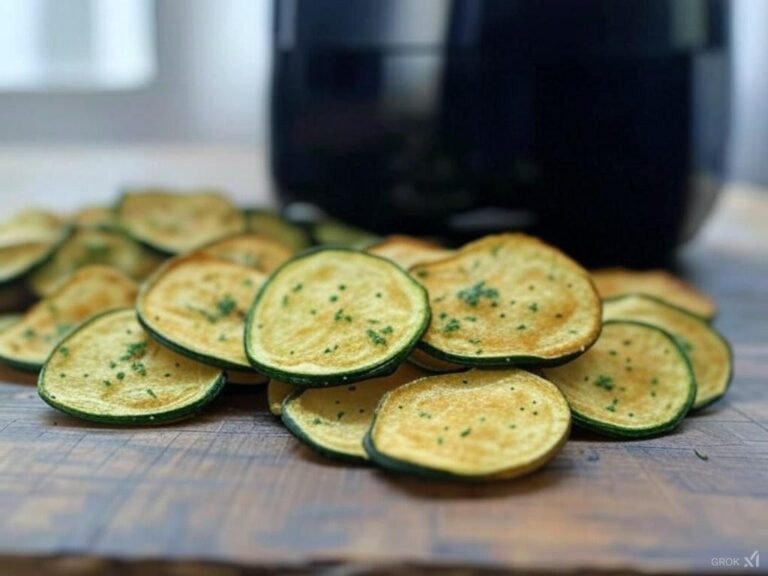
(0, 190, 732, 480)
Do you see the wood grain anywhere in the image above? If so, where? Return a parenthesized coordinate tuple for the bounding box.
(0, 181, 767, 575)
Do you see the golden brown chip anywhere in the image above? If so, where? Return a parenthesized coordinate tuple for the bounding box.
(591, 268, 716, 319)
(413, 233, 601, 366)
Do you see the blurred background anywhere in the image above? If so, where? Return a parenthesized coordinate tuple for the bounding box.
(0, 0, 766, 265)
(0, 0, 765, 183)
(0, 0, 270, 142)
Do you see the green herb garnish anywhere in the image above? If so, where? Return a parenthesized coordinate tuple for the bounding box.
(594, 375, 614, 391)
(441, 318, 461, 333)
(334, 308, 352, 323)
(457, 281, 499, 307)
(366, 329, 387, 346)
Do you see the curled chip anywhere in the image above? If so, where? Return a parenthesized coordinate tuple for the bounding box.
(138, 253, 267, 370)
(246, 248, 430, 387)
(246, 210, 311, 252)
(543, 320, 696, 438)
(196, 232, 294, 274)
(0, 266, 138, 372)
(413, 233, 601, 367)
(591, 268, 716, 320)
(282, 362, 428, 462)
(603, 294, 731, 409)
(39, 308, 224, 425)
(0, 209, 69, 289)
(407, 347, 466, 374)
(367, 235, 454, 270)
(117, 190, 246, 254)
(365, 369, 571, 480)
(30, 226, 164, 297)
(268, 380, 295, 416)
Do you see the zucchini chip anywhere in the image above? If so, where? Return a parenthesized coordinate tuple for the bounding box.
(268, 380, 295, 416)
(225, 370, 269, 386)
(246, 248, 430, 387)
(0, 242, 63, 287)
(367, 235, 454, 270)
(312, 218, 380, 247)
(70, 205, 115, 228)
(365, 369, 571, 481)
(603, 294, 732, 409)
(0, 209, 65, 245)
(246, 210, 311, 252)
(591, 268, 716, 320)
(407, 347, 466, 374)
(543, 320, 695, 438)
(0, 314, 21, 333)
(0, 266, 138, 372)
(413, 233, 601, 367)
(197, 232, 294, 274)
(117, 190, 246, 254)
(138, 253, 266, 370)
(0, 210, 68, 287)
(30, 226, 164, 297)
(39, 308, 225, 425)
(282, 363, 428, 462)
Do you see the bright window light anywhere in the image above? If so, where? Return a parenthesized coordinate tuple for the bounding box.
(0, 0, 155, 91)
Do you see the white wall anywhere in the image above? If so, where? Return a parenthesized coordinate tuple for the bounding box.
(0, 0, 271, 144)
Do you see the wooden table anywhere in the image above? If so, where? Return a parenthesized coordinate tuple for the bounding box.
(1, 148, 767, 575)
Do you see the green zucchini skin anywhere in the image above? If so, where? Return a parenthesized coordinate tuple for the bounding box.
(135, 252, 266, 372)
(246, 340, 415, 389)
(37, 308, 226, 425)
(690, 316, 733, 411)
(0, 350, 43, 373)
(38, 372, 226, 426)
(415, 338, 599, 369)
(412, 234, 602, 368)
(136, 311, 248, 371)
(559, 320, 697, 439)
(0, 225, 72, 289)
(244, 247, 431, 388)
(692, 339, 733, 411)
(363, 370, 572, 484)
(281, 390, 368, 464)
(115, 192, 247, 256)
(603, 294, 733, 411)
(363, 430, 511, 483)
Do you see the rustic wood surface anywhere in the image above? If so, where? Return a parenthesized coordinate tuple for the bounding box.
(0, 151, 766, 574)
